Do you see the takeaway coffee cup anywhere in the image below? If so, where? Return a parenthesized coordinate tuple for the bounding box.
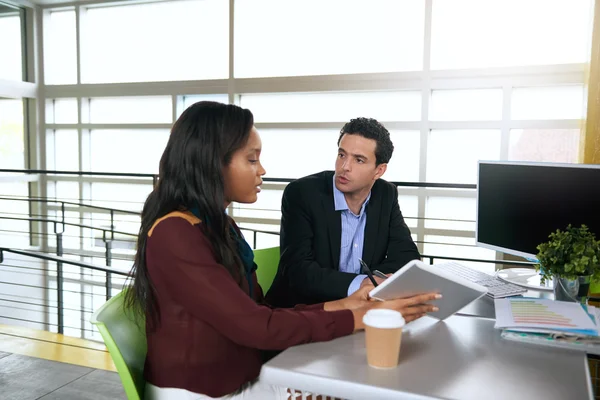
(363, 309, 405, 368)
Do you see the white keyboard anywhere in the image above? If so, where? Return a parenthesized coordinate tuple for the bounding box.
(433, 262, 527, 299)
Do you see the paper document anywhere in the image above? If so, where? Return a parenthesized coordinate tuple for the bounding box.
(495, 298, 598, 336)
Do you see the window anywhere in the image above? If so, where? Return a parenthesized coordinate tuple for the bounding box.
(181, 94, 228, 114)
(47, 130, 79, 171)
(89, 130, 170, 174)
(426, 130, 501, 184)
(509, 129, 580, 163)
(235, 0, 425, 78)
(386, 131, 420, 183)
(430, 89, 503, 121)
(46, 99, 78, 124)
(259, 129, 338, 179)
(0, 4, 23, 81)
(81, 0, 228, 83)
(511, 86, 586, 120)
(90, 183, 153, 211)
(0, 99, 25, 169)
(425, 196, 476, 231)
(241, 91, 421, 122)
(87, 97, 172, 123)
(233, 188, 283, 221)
(431, 0, 593, 69)
(44, 10, 77, 84)
(0, 182, 29, 248)
(398, 195, 419, 229)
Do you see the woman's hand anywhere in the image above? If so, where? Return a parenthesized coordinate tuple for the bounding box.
(323, 285, 373, 312)
(351, 292, 442, 331)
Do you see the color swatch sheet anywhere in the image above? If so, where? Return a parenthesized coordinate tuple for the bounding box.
(495, 298, 598, 335)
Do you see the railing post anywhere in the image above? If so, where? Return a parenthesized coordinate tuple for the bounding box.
(60, 202, 65, 232)
(55, 223, 64, 335)
(104, 230, 112, 301)
(253, 231, 257, 249)
(0, 249, 3, 263)
(429, 257, 434, 265)
(110, 210, 115, 241)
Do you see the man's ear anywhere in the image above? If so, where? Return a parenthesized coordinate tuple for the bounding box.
(374, 163, 387, 180)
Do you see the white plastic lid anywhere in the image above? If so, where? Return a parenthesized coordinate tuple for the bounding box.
(362, 309, 405, 329)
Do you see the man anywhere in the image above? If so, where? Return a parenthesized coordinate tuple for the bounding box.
(265, 117, 420, 308)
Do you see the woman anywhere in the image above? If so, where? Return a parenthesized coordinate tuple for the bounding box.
(126, 101, 440, 399)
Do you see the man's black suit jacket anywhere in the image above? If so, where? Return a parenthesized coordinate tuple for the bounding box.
(265, 171, 420, 308)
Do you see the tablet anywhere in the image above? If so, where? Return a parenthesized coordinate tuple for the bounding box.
(368, 260, 488, 320)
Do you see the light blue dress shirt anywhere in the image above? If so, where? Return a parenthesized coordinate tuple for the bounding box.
(333, 177, 371, 296)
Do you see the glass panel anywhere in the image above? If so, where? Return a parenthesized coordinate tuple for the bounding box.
(55, 130, 79, 171)
(82, 0, 228, 83)
(44, 10, 77, 84)
(0, 99, 25, 169)
(233, 188, 283, 221)
(509, 129, 580, 163)
(0, 4, 23, 81)
(238, 223, 280, 250)
(430, 89, 503, 121)
(62, 210, 82, 249)
(47, 99, 78, 124)
(90, 183, 152, 211)
(386, 131, 420, 183)
(242, 91, 421, 123)
(511, 86, 586, 120)
(90, 130, 169, 174)
(431, 0, 593, 69)
(423, 235, 497, 274)
(425, 196, 476, 231)
(56, 181, 80, 201)
(427, 130, 501, 184)
(0, 182, 29, 248)
(182, 94, 228, 111)
(398, 195, 418, 229)
(87, 97, 172, 123)
(235, 0, 425, 78)
(259, 129, 338, 179)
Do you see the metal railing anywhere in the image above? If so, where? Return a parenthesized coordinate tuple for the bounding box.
(0, 168, 537, 338)
(0, 247, 129, 335)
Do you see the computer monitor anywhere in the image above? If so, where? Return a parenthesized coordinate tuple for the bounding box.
(476, 161, 600, 259)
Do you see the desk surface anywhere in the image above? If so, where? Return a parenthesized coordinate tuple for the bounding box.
(260, 315, 593, 400)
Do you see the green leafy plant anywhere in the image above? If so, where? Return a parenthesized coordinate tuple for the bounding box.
(535, 224, 600, 284)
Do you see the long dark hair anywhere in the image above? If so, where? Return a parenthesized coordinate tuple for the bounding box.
(125, 101, 254, 328)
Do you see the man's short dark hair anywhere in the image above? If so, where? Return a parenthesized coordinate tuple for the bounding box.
(337, 117, 394, 165)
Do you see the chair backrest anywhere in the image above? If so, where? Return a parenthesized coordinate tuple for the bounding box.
(254, 246, 280, 293)
(90, 290, 147, 400)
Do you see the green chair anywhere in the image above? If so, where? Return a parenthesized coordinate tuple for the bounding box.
(254, 246, 280, 293)
(91, 290, 147, 400)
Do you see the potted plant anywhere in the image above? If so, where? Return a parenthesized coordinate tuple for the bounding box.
(535, 224, 600, 302)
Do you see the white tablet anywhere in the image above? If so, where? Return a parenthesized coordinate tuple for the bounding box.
(368, 260, 488, 320)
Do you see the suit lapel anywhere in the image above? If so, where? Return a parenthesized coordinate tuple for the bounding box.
(322, 176, 341, 270)
(363, 187, 381, 267)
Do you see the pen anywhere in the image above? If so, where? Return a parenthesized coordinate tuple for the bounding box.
(358, 258, 379, 287)
(373, 270, 388, 280)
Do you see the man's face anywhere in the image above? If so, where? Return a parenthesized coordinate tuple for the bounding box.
(334, 133, 386, 194)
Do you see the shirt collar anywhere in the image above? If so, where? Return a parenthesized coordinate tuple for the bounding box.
(333, 175, 371, 216)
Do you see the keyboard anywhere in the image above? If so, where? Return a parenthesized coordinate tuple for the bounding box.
(433, 262, 527, 299)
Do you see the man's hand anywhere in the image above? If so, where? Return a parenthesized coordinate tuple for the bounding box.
(359, 276, 386, 288)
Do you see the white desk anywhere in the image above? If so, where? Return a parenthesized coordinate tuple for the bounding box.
(260, 315, 593, 400)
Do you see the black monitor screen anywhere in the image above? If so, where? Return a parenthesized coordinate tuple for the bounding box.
(477, 162, 600, 259)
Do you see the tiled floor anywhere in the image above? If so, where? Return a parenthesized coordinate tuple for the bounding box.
(0, 352, 126, 400)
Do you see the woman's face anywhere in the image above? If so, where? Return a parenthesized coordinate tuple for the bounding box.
(223, 127, 266, 205)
